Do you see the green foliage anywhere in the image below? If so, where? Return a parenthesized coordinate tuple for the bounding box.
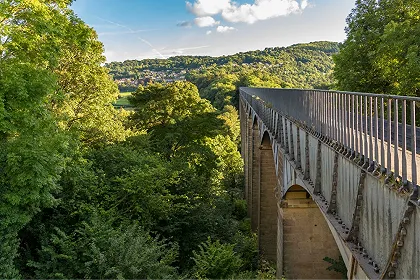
(107, 41, 339, 111)
(51, 11, 129, 145)
(92, 145, 174, 228)
(334, 0, 420, 96)
(232, 229, 258, 272)
(128, 82, 242, 191)
(129, 81, 214, 130)
(29, 215, 178, 279)
(257, 259, 277, 279)
(19, 75, 246, 278)
(191, 238, 242, 279)
(0, 0, 73, 275)
(0, 0, 130, 275)
(323, 256, 347, 279)
(0, 1, 320, 278)
(107, 41, 338, 84)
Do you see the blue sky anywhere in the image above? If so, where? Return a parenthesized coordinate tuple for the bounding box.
(71, 0, 356, 62)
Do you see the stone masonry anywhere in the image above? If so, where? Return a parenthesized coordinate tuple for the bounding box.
(280, 195, 342, 279)
(259, 133, 278, 262)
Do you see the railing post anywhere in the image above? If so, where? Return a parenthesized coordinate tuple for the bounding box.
(289, 120, 294, 160)
(344, 93, 348, 148)
(284, 117, 289, 154)
(346, 94, 351, 155)
(363, 96, 369, 169)
(333, 93, 339, 142)
(279, 115, 284, 147)
(402, 100, 407, 187)
(296, 128, 301, 169)
(410, 100, 418, 200)
(387, 99, 393, 178)
(355, 96, 359, 157)
(339, 93, 343, 145)
(380, 98, 386, 173)
(240, 87, 419, 196)
(359, 96, 364, 165)
(374, 97, 379, 171)
(394, 99, 399, 179)
(368, 96, 374, 171)
(351, 95, 355, 157)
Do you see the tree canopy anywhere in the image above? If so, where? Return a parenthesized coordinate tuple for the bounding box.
(0, 1, 348, 279)
(0, 0, 128, 277)
(334, 0, 420, 96)
(1, 2, 259, 275)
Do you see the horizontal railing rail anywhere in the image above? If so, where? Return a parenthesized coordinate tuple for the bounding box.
(240, 87, 420, 198)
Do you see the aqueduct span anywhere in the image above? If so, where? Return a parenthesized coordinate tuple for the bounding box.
(239, 87, 420, 279)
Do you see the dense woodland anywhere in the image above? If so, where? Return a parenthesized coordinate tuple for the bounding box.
(1, 0, 419, 279)
(107, 40, 338, 80)
(334, 0, 420, 97)
(107, 41, 338, 96)
(0, 1, 269, 278)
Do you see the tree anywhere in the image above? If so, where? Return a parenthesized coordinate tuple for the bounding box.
(0, 1, 128, 276)
(333, 0, 385, 93)
(29, 215, 178, 279)
(129, 81, 214, 130)
(129, 81, 225, 159)
(373, 0, 420, 96)
(51, 15, 129, 145)
(334, 0, 420, 96)
(0, 1, 72, 276)
(191, 238, 242, 279)
(127, 81, 245, 271)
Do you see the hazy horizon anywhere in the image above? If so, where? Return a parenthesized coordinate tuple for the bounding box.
(71, 0, 355, 62)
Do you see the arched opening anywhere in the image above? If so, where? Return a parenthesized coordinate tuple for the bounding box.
(258, 131, 278, 263)
(250, 117, 260, 232)
(284, 185, 311, 200)
(279, 185, 343, 279)
(242, 109, 253, 212)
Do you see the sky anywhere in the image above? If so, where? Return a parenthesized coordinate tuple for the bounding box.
(70, 0, 356, 62)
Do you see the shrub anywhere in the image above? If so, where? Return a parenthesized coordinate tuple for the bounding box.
(191, 238, 242, 279)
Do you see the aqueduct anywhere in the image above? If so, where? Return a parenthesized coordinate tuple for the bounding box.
(239, 87, 420, 279)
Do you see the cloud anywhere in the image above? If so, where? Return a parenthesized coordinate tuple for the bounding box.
(194, 16, 220, 27)
(222, 0, 304, 24)
(104, 50, 115, 61)
(158, 45, 210, 55)
(177, 21, 192, 28)
(206, 30, 212, 35)
(186, 0, 231, 16)
(216, 25, 236, 33)
(98, 29, 156, 36)
(186, 0, 309, 24)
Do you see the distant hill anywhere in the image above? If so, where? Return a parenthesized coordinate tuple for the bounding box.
(106, 41, 339, 93)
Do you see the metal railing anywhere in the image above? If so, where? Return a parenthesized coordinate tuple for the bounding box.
(240, 87, 420, 197)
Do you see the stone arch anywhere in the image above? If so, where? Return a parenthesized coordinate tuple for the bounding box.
(252, 114, 259, 130)
(258, 129, 278, 263)
(249, 114, 261, 232)
(243, 106, 255, 213)
(247, 106, 253, 119)
(283, 184, 311, 200)
(261, 130, 271, 147)
(278, 184, 343, 279)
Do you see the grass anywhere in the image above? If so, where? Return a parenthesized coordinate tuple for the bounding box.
(119, 92, 133, 97)
(114, 92, 133, 108)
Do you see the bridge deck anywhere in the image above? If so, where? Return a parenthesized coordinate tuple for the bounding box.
(240, 88, 420, 279)
(241, 87, 420, 187)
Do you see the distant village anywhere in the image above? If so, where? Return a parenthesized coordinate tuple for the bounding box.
(114, 69, 187, 91)
(112, 62, 286, 92)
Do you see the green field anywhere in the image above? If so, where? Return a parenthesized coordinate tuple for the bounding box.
(114, 92, 133, 107)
